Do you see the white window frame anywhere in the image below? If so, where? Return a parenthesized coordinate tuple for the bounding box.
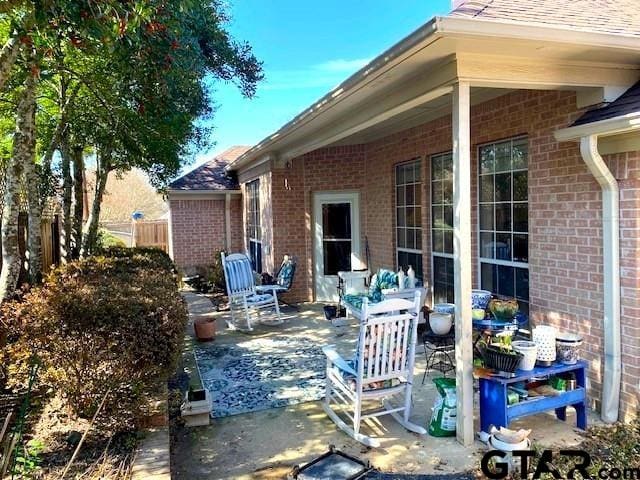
(395, 158, 423, 279)
(430, 151, 455, 303)
(246, 179, 262, 271)
(476, 135, 529, 304)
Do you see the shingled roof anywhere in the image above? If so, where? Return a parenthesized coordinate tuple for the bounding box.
(572, 82, 640, 126)
(450, 0, 640, 37)
(169, 146, 250, 191)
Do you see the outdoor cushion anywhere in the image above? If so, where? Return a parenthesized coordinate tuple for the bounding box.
(246, 293, 275, 305)
(342, 268, 407, 311)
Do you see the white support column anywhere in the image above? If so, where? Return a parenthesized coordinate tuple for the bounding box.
(452, 81, 474, 446)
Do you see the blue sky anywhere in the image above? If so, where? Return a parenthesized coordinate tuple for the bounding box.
(189, 0, 452, 171)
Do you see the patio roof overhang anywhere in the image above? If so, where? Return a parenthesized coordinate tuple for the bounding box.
(229, 16, 640, 173)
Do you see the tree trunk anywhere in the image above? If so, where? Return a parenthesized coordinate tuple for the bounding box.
(60, 136, 73, 263)
(0, 36, 21, 92)
(71, 145, 84, 260)
(81, 150, 110, 257)
(0, 73, 36, 300)
(23, 76, 41, 283)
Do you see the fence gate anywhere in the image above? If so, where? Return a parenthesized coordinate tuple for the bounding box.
(133, 220, 169, 252)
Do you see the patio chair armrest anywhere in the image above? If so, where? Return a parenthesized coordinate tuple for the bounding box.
(322, 345, 356, 376)
(255, 284, 285, 294)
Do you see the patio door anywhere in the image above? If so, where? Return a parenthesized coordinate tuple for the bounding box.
(313, 192, 361, 302)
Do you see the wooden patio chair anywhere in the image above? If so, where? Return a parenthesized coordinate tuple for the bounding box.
(322, 291, 427, 447)
(221, 252, 282, 331)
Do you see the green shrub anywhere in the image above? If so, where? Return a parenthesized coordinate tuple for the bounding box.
(96, 228, 127, 249)
(99, 246, 177, 274)
(3, 253, 188, 428)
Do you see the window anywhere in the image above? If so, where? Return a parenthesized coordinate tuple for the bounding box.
(395, 159, 423, 280)
(431, 152, 454, 303)
(478, 137, 529, 313)
(246, 179, 262, 273)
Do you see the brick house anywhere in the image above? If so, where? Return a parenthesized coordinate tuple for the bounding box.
(171, 0, 640, 445)
(167, 146, 249, 273)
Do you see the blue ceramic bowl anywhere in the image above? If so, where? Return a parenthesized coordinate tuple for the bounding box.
(471, 289, 492, 309)
(433, 303, 456, 316)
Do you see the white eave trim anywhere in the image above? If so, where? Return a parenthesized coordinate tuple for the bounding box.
(555, 112, 640, 141)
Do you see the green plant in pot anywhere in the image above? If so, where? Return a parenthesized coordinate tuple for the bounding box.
(489, 298, 519, 321)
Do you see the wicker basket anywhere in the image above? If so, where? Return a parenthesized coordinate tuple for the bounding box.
(482, 346, 524, 373)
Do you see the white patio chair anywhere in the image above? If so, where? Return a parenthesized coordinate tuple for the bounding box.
(221, 252, 282, 331)
(322, 291, 426, 447)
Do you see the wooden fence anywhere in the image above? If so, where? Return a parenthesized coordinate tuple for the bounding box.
(133, 220, 169, 252)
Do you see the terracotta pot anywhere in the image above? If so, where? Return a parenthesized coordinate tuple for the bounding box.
(194, 316, 216, 341)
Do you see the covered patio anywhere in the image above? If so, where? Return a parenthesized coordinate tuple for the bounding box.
(171, 293, 595, 479)
(229, 19, 640, 445)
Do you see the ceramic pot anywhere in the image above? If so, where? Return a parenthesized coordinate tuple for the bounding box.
(434, 303, 455, 316)
(556, 333, 583, 364)
(471, 289, 492, 309)
(512, 340, 538, 371)
(429, 312, 452, 335)
(194, 316, 216, 341)
(532, 325, 557, 364)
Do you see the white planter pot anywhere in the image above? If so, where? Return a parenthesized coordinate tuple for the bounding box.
(532, 325, 557, 363)
(429, 312, 453, 335)
(512, 340, 537, 371)
(180, 389, 212, 427)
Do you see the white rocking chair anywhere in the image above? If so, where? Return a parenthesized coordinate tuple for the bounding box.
(322, 291, 426, 447)
(221, 252, 282, 331)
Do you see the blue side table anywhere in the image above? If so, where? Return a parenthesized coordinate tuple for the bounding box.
(478, 360, 588, 433)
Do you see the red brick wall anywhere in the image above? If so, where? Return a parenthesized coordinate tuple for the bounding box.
(168, 196, 242, 272)
(241, 89, 639, 419)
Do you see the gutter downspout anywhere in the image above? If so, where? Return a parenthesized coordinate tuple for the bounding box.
(579, 135, 621, 423)
(224, 193, 232, 251)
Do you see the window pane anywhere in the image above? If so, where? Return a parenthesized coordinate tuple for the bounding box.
(406, 184, 415, 205)
(480, 175, 494, 202)
(512, 138, 528, 170)
(406, 228, 416, 250)
(495, 203, 511, 231)
(495, 142, 511, 172)
(432, 230, 443, 253)
(481, 262, 497, 293)
(495, 173, 511, 202)
(442, 180, 453, 204)
(322, 203, 351, 239)
(480, 232, 494, 259)
(397, 207, 406, 227)
(432, 206, 443, 229)
(513, 234, 528, 262)
(513, 171, 528, 201)
(496, 232, 511, 260)
(480, 145, 495, 174)
(515, 267, 529, 301)
(442, 155, 453, 181)
(399, 251, 423, 281)
(513, 203, 528, 232)
(415, 185, 422, 206)
(397, 228, 406, 249)
(497, 265, 515, 297)
(443, 205, 453, 230)
(432, 156, 442, 180)
(432, 181, 442, 205)
(480, 205, 494, 231)
(406, 207, 416, 228)
(323, 240, 351, 275)
(443, 230, 453, 255)
(397, 185, 405, 206)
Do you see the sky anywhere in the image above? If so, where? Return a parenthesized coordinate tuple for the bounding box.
(185, 0, 452, 174)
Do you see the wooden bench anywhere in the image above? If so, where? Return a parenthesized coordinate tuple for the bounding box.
(478, 360, 588, 433)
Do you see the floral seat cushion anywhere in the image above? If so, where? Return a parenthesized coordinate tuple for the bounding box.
(342, 268, 403, 311)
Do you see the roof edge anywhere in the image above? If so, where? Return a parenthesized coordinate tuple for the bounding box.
(555, 112, 640, 142)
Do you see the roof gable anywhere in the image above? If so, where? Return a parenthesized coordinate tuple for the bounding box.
(450, 0, 640, 37)
(169, 146, 250, 191)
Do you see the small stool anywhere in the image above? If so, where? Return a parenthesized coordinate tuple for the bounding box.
(422, 328, 455, 384)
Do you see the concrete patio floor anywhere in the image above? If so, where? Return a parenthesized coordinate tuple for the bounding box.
(171, 292, 596, 480)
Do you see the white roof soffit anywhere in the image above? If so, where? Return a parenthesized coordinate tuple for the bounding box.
(230, 16, 640, 171)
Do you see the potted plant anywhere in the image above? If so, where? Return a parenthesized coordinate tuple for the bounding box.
(481, 334, 523, 373)
(193, 314, 216, 341)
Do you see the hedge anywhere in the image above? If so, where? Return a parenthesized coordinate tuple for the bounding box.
(2, 248, 188, 427)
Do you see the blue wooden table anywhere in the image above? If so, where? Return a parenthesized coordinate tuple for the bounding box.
(478, 360, 587, 433)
